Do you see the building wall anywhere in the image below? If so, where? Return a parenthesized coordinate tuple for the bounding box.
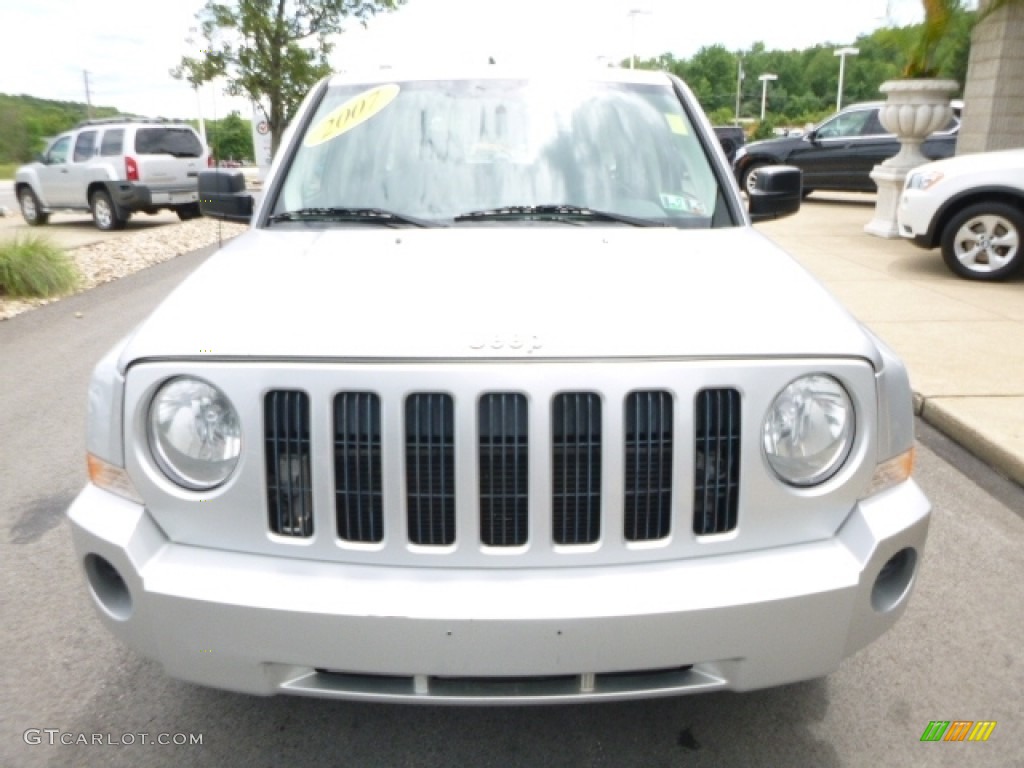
(958, 0, 1024, 153)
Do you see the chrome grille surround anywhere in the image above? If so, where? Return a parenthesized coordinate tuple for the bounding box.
(123, 359, 879, 568)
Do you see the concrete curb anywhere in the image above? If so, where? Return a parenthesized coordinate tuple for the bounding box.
(914, 392, 1024, 488)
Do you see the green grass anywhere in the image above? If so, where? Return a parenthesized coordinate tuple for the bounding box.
(0, 235, 79, 298)
(0, 163, 17, 180)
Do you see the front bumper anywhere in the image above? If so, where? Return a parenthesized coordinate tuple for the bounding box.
(897, 189, 939, 247)
(68, 481, 930, 704)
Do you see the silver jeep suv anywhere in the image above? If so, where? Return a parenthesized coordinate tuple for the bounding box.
(69, 69, 930, 704)
(14, 118, 209, 230)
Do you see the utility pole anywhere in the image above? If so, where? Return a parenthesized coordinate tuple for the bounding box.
(83, 70, 94, 119)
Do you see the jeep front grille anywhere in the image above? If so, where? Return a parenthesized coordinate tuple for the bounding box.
(334, 392, 383, 543)
(479, 393, 529, 547)
(264, 388, 741, 544)
(405, 394, 456, 546)
(552, 392, 602, 545)
(625, 391, 673, 541)
(265, 390, 314, 537)
(693, 388, 741, 535)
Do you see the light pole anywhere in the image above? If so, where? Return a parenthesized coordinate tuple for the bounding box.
(735, 55, 744, 125)
(834, 47, 859, 111)
(628, 8, 650, 70)
(759, 73, 777, 121)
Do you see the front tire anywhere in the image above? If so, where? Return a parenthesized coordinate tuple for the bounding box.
(18, 187, 49, 226)
(940, 202, 1024, 281)
(90, 189, 126, 231)
(740, 162, 767, 196)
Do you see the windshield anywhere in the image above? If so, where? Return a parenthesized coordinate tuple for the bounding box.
(274, 78, 729, 227)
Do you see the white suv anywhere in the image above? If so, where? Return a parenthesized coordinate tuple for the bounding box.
(898, 148, 1024, 281)
(14, 118, 209, 230)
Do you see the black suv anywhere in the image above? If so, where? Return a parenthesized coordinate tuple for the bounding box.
(733, 101, 960, 196)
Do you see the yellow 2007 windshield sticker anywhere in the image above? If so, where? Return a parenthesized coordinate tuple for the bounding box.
(304, 84, 400, 147)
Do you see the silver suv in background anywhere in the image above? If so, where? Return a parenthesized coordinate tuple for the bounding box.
(15, 118, 209, 230)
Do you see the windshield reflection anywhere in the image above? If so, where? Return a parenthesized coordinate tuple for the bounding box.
(276, 79, 724, 227)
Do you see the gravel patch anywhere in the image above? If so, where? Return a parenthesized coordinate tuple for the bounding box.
(0, 218, 248, 321)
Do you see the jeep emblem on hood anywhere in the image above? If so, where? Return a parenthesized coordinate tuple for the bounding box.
(470, 334, 543, 354)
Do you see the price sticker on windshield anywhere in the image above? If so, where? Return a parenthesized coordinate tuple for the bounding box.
(304, 84, 400, 147)
(664, 114, 688, 135)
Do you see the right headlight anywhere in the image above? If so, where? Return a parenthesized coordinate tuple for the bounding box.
(762, 374, 855, 487)
(148, 377, 242, 490)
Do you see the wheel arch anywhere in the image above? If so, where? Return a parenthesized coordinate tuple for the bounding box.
(14, 179, 43, 204)
(87, 180, 114, 203)
(926, 186, 1024, 247)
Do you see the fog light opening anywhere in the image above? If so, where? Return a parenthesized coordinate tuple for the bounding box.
(84, 554, 133, 621)
(871, 548, 917, 613)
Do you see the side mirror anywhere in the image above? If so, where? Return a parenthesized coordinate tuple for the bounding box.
(199, 170, 255, 222)
(36, 153, 47, 164)
(748, 165, 802, 222)
(805, 129, 819, 144)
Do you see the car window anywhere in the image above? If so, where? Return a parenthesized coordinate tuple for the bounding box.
(46, 136, 71, 165)
(816, 110, 873, 139)
(100, 129, 124, 156)
(73, 131, 97, 162)
(134, 127, 203, 157)
(277, 78, 724, 227)
(862, 111, 886, 136)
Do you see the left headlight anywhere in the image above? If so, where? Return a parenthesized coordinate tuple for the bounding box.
(906, 170, 943, 191)
(148, 377, 241, 490)
(762, 374, 855, 487)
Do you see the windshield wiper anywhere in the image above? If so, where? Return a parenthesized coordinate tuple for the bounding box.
(453, 204, 667, 227)
(268, 207, 442, 228)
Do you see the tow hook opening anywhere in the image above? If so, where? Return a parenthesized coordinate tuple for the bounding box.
(871, 547, 917, 613)
(84, 554, 133, 621)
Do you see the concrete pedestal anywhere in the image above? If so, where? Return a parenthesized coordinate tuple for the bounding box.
(865, 164, 910, 239)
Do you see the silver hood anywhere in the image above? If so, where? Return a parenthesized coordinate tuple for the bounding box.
(119, 226, 881, 367)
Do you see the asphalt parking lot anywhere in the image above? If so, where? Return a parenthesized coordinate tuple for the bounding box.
(0, 191, 1021, 767)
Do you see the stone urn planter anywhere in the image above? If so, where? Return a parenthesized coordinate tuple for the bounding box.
(865, 78, 959, 239)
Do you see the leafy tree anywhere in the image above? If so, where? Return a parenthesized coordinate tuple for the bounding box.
(205, 111, 254, 161)
(172, 0, 407, 154)
(633, 4, 976, 125)
(0, 94, 120, 163)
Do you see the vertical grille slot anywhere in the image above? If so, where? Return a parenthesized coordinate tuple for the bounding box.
(624, 391, 673, 541)
(479, 393, 529, 547)
(693, 388, 741, 535)
(552, 393, 601, 545)
(265, 390, 313, 537)
(334, 393, 383, 543)
(406, 394, 455, 546)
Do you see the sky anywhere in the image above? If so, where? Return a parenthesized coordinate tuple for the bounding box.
(0, 0, 931, 123)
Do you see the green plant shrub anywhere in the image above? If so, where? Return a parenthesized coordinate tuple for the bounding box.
(751, 119, 777, 141)
(0, 235, 79, 298)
